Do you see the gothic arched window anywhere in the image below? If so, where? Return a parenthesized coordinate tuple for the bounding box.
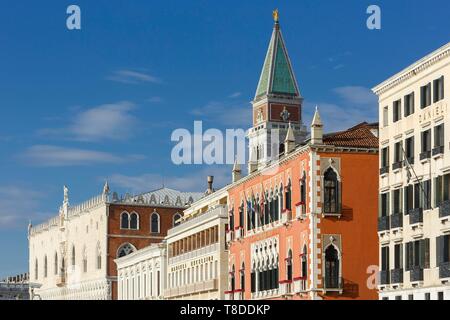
(44, 255, 48, 278)
(54, 252, 58, 275)
(301, 245, 308, 279)
(130, 212, 139, 230)
(117, 243, 136, 258)
(71, 245, 76, 267)
(151, 212, 160, 234)
(82, 246, 87, 273)
(300, 173, 306, 204)
(34, 259, 38, 280)
(96, 243, 102, 270)
(230, 265, 236, 292)
(121, 212, 130, 229)
(240, 262, 245, 291)
(285, 181, 292, 211)
(324, 168, 339, 213)
(286, 250, 292, 281)
(324, 245, 340, 289)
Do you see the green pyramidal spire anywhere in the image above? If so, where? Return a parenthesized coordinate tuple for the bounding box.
(255, 19, 300, 100)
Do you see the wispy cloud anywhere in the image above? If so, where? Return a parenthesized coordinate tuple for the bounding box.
(191, 101, 251, 127)
(228, 92, 242, 98)
(39, 101, 138, 142)
(107, 69, 162, 84)
(333, 86, 378, 106)
(19, 145, 145, 167)
(303, 86, 377, 132)
(0, 186, 48, 229)
(107, 165, 231, 194)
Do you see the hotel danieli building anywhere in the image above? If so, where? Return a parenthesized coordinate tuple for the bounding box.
(374, 42, 450, 300)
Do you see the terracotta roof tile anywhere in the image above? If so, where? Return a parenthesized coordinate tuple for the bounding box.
(323, 122, 379, 149)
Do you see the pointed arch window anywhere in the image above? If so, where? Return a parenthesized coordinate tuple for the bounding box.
(286, 250, 293, 281)
(44, 255, 48, 278)
(130, 212, 139, 230)
(300, 173, 306, 204)
(279, 184, 284, 213)
(54, 252, 58, 275)
(151, 212, 160, 234)
(229, 207, 235, 231)
(173, 213, 182, 227)
(230, 265, 236, 292)
(71, 245, 76, 267)
(301, 245, 308, 279)
(324, 168, 340, 213)
(120, 212, 130, 229)
(34, 259, 38, 280)
(117, 243, 136, 258)
(285, 181, 292, 211)
(96, 243, 102, 270)
(324, 245, 340, 289)
(240, 262, 245, 291)
(82, 246, 87, 273)
(239, 202, 244, 229)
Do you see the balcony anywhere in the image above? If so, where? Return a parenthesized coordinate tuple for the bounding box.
(439, 200, 450, 218)
(226, 230, 234, 243)
(390, 213, 403, 229)
(404, 157, 414, 165)
(293, 277, 307, 293)
(432, 146, 444, 157)
(379, 270, 390, 285)
(281, 210, 292, 225)
(279, 280, 293, 296)
(169, 243, 219, 265)
(420, 151, 431, 161)
(392, 161, 403, 171)
(439, 262, 450, 279)
(410, 267, 424, 282)
(235, 227, 243, 240)
(390, 268, 403, 284)
(378, 216, 390, 232)
(380, 166, 389, 175)
(295, 202, 306, 220)
(409, 208, 423, 225)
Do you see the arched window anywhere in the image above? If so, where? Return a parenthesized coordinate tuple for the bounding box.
(230, 265, 235, 292)
(301, 245, 308, 279)
(34, 259, 38, 280)
(229, 208, 234, 231)
(285, 181, 292, 211)
(61, 257, 65, 274)
(239, 201, 244, 229)
(117, 243, 136, 258)
(173, 213, 182, 227)
(96, 243, 102, 270)
(151, 212, 160, 234)
(71, 245, 76, 267)
(54, 252, 58, 275)
(324, 168, 339, 213)
(121, 212, 130, 229)
(82, 246, 87, 273)
(286, 250, 293, 281)
(130, 212, 139, 230)
(264, 192, 269, 225)
(300, 173, 306, 204)
(240, 263, 245, 291)
(44, 255, 48, 278)
(279, 184, 284, 213)
(274, 190, 279, 221)
(279, 142, 285, 155)
(324, 245, 340, 289)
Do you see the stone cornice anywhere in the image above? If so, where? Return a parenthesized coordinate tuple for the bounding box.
(372, 42, 450, 96)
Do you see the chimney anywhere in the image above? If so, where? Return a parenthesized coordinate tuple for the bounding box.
(310, 106, 323, 145)
(232, 158, 242, 183)
(206, 176, 215, 195)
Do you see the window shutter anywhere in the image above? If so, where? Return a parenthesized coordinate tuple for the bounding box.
(436, 236, 443, 267)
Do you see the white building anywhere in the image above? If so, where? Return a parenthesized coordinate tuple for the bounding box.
(115, 243, 166, 300)
(373, 42, 450, 300)
(164, 178, 229, 300)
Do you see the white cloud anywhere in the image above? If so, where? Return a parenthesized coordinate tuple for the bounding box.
(107, 69, 162, 84)
(20, 145, 145, 167)
(191, 101, 252, 127)
(39, 101, 138, 142)
(333, 86, 378, 106)
(0, 186, 47, 229)
(228, 92, 242, 98)
(108, 165, 231, 194)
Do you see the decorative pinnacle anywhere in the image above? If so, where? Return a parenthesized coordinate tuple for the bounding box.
(273, 9, 279, 23)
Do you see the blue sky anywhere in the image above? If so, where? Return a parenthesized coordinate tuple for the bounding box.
(0, 0, 449, 278)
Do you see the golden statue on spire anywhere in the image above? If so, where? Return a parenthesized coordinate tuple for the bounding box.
(273, 8, 279, 22)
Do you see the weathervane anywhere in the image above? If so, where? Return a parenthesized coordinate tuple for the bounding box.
(273, 9, 279, 23)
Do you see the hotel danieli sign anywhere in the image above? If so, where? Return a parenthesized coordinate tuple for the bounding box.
(170, 255, 214, 272)
(419, 101, 448, 124)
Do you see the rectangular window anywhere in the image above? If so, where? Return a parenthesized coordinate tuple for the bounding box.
(404, 92, 415, 117)
(414, 183, 421, 209)
(393, 100, 401, 122)
(420, 129, 431, 159)
(395, 296, 402, 300)
(438, 292, 444, 300)
(381, 246, 390, 271)
(394, 141, 402, 164)
(380, 193, 389, 217)
(406, 239, 429, 269)
(405, 136, 414, 164)
(434, 124, 444, 150)
(423, 180, 431, 210)
(421, 83, 432, 109)
(394, 243, 403, 269)
(383, 106, 389, 127)
(381, 147, 389, 168)
(408, 294, 414, 300)
(404, 185, 414, 214)
(425, 293, 431, 300)
(433, 76, 444, 103)
(393, 189, 402, 215)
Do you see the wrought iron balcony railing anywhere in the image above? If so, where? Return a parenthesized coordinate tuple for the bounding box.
(432, 146, 444, 156)
(380, 166, 389, 175)
(410, 266, 424, 282)
(420, 151, 431, 161)
(378, 216, 390, 232)
(439, 200, 450, 218)
(390, 268, 403, 284)
(379, 270, 390, 285)
(390, 213, 403, 229)
(409, 208, 423, 225)
(392, 161, 403, 170)
(439, 262, 450, 279)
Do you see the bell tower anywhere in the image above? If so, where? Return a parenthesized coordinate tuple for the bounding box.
(247, 10, 307, 173)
